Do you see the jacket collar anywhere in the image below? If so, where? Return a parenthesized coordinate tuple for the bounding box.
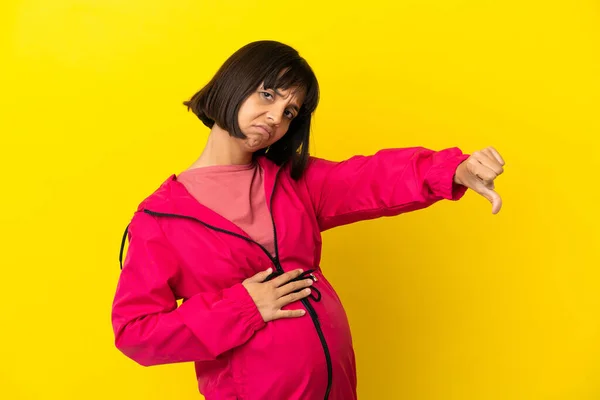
(135, 156, 285, 237)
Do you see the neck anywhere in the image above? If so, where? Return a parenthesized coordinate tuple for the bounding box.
(187, 125, 253, 169)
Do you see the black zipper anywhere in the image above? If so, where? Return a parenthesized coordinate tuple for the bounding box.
(266, 167, 333, 400)
(134, 166, 333, 400)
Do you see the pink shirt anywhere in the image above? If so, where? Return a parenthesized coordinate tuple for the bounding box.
(176, 162, 275, 255)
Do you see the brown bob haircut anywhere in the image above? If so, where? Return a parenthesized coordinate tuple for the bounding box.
(183, 40, 320, 180)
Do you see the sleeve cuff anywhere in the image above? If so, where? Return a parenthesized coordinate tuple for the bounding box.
(222, 283, 266, 332)
(177, 283, 266, 344)
(426, 149, 470, 201)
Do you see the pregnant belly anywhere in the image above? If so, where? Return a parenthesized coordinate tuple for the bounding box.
(230, 280, 356, 400)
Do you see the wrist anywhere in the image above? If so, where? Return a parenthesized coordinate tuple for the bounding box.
(453, 161, 466, 186)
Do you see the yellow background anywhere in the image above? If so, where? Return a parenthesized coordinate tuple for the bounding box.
(1, 1, 599, 399)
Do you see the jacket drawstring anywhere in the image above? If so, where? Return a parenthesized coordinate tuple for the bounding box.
(265, 269, 322, 302)
(119, 223, 130, 270)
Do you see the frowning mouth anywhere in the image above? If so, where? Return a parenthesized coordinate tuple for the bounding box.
(255, 124, 273, 136)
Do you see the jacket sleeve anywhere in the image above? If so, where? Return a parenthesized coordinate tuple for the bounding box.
(111, 211, 266, 367)
(301, 147, 470, 231)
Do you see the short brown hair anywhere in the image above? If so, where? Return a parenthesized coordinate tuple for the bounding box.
(183, 40, 319, 179)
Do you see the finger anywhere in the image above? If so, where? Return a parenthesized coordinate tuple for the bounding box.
(271, 268, 304, 288)
(274, 308, 307, 319)
(481, 148, 504, 175)
(471, 165, 498, 184)
(474, 150, 504, 176)
(486, 146, 505, 166)
(466, 156, 494, 184)
(276, 288, 312, 308)
(246, 268, 273, 283)
(469, 162, 499, 186)
(275, 279, 313, 297)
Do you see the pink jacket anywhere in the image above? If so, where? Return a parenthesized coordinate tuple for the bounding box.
(112, 147, 469, 400)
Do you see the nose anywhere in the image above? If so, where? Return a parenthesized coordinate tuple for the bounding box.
(266, 105, 284, 125)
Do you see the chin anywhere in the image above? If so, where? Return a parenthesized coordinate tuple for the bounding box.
(253, 144, 270, 153)
(241, 134, 268, 150)
(242, 140, 268, 152)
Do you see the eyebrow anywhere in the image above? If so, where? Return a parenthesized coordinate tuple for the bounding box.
(274, 89, 301, 113)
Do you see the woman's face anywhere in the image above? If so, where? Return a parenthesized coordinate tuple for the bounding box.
(237, 84, 304, 151)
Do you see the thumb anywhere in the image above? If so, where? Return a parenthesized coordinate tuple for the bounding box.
(246, 267, 273, 283)
(475, 183, 502, 214)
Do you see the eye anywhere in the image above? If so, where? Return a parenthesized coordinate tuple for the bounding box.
(260, 91, 273, 100)
(284, 110, 295, 119)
